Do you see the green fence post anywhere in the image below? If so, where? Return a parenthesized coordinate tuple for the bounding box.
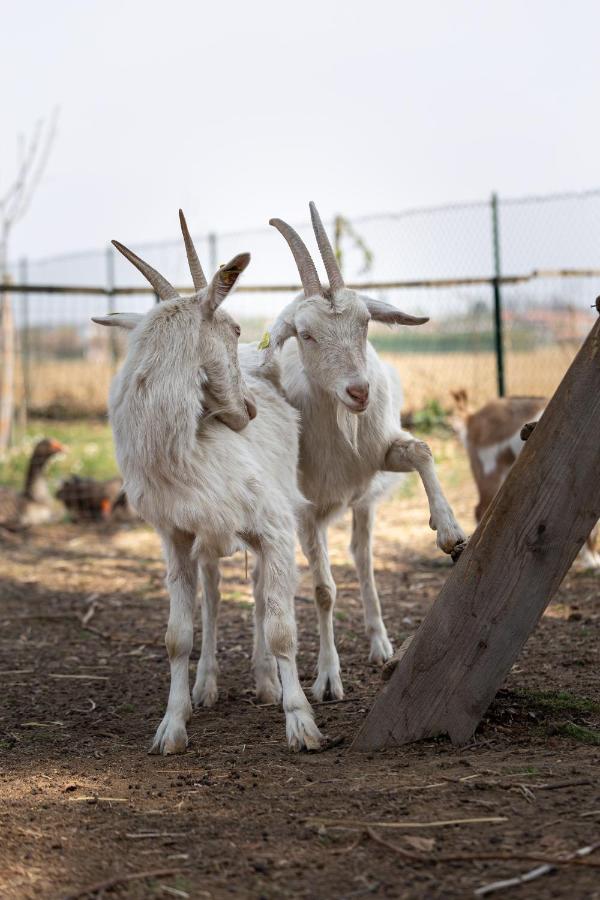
(491, 192, 506, 396)
(19, 257, 31, 424)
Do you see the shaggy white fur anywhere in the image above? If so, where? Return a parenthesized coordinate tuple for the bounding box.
(93, 215, 322, 754)
(265, 203, 466, 700)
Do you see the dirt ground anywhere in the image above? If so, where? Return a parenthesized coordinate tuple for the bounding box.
(1, 436, 599, 899)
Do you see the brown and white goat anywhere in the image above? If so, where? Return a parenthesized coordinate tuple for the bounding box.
(452, 389, 599, 567)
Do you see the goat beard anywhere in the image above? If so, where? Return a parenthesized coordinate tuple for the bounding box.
(335, 402, 360, 455)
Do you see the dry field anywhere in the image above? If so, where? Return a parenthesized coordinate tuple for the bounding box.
(383, 343, 579, 411)
(13, 343, 578, 419)
(1, 434, 599, 899)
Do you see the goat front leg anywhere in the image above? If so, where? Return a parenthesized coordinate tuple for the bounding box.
(384, 433, 466, 554)
(299, 512, 343, 701)
(350, 504, 393, 664)
(252, 559, 282, 704)
(261, 533, 322, 751)
(151, 529, 197, 755)
(192, 560, 220, 708)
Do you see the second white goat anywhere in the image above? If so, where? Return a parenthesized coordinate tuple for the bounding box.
(265, 203, 467, 701)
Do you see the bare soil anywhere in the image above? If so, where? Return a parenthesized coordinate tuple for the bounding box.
(1, 440, 599, 899)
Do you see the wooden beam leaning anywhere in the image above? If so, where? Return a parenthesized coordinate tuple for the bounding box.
(353, 315, 600, 751)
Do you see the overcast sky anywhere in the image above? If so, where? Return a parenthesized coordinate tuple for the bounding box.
(2, 0, 600, 264)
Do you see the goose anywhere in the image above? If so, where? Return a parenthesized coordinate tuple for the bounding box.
(0, 438, 65, 528)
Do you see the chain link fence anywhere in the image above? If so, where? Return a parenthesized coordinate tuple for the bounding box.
(4, 188, 600, 422)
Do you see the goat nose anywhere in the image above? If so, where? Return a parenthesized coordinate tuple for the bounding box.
(346, 383, 370, 404)
(245, 397, 257, 420)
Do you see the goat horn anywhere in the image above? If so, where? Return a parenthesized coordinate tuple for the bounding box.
(309, 201, 344, 292)
(111, 241, 179, 302)
(269, 218, 323, 299)
(179, 209, 207, 290)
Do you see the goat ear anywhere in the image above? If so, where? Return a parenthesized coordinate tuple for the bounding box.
(363, 297, 429, 326)
(261, 300, 298, 364)
(91, 313, 143, 330)
(203, 253, 251, 315)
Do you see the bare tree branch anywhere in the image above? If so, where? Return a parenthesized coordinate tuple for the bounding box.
(0, 109, 59, 452)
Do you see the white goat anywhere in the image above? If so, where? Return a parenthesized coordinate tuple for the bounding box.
(93, 212, 322, 754)
(264, 203, 467, 701)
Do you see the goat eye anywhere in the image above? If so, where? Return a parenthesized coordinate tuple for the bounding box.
(300, 332, 315, 343)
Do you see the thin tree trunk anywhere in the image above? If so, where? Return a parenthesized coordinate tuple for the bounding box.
(0, 285, 15, 451)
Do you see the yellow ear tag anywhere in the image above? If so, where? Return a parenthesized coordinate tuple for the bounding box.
(258, 331, 270, 350)
(220, 267, 236, 285)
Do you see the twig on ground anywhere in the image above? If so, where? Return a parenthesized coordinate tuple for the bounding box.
(62, 867, 184, 899)
(464, 777, 592, 792)
(159, 886, 190, 899)
(81, 603, 97, 626)
(364, 828, 600, 872)
(0, 669, 35, 676)
(307, 815, 508, 830)
(529, 778, 592, 790)
(474, 843, 600, 896)
(21, 721, 64, 728)
(49, 674, 109, 681)
(125, 832, 187, 839)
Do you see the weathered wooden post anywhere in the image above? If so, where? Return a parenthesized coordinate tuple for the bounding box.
(353, 312, 600, 751)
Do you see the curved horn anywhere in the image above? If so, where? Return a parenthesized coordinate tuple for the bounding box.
(309, 201, 344, 292)
(179, 209, 207, 290)
(269, 218, 323, 299)
(111, 240, 179, 302)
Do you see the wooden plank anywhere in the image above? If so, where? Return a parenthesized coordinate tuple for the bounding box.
(353, 315, 600, 751)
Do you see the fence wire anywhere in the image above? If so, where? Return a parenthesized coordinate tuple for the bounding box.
(4, 189, 600, 420)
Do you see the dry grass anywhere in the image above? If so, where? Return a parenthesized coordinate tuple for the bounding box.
(13, 344, 578, 418)
(15, 359, 114, 416)
(384, 343, 578, 410)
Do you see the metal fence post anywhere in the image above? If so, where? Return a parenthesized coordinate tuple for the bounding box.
(491, 192, 506, 396)
(208, 232, 218, 273)
(106, 244, 119, 369)
(18, 258, 31, 427)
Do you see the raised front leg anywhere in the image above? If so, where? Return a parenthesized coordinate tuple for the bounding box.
(299, 512, 343, 701)
(192, 560, 221, 708)
(260, 529, 322, 750)
(151, 529, 197, 755)
(350, 504, 393, 664)
(384, 432, 466, 554)
(251, 559, 282, 704)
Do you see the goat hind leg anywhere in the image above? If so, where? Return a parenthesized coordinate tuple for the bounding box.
(351, 504, 393, 664)
(151, 530, 196, 755)
(300, 514, 343, 701)
(252, 559, 281, 704)
(261, 538, 322, 751)
(385, 433, 466, 554)
(192, 560, 220, 708)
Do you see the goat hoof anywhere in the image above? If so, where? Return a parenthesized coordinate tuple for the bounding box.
(149, 713, 189, 755)
(192, 687, 218, 709)
(451, 539, 469, 563)
(192, 672, 218, 708)
(368, 633, 394, 664)
(381, 635, 415, 681)
(255, 680, 282, 705)
(434, 516, 467, 554)
(285, 707, 323, 751)
(312, 670, 344, 703)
